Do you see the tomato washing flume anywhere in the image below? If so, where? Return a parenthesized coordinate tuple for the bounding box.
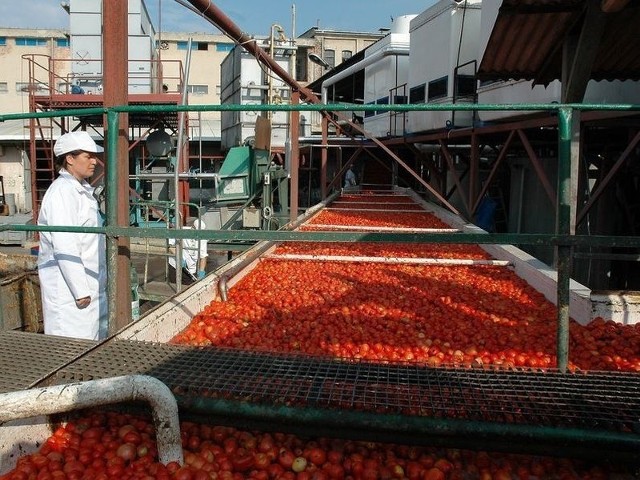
(172, 194, 640, 373)
(4, 194, 638, 480)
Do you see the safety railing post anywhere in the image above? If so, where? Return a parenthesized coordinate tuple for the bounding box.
(556, 107, 573, 372)
(106, 109, 120, 336)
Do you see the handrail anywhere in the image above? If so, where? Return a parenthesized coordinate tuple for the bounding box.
(2, 102, 640, 123)
(21, 54, 185, 96)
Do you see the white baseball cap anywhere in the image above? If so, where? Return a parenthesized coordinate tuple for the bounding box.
(54, 131, 104, 157)
(193, 218, 206, 229)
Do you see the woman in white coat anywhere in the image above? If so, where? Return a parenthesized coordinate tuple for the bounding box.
(37, 131, 107, 340)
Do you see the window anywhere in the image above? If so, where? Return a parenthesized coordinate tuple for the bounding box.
(0, 82, 8, 93)
(295, 54, 307, 82)
(16, 37, 47, 47)
(376, 96, 389, 116)
(323, 49, 335, 68)
(187, 84, 208, 95)
(409, 84, 425, 104)
(394, 95, 407, 105)
(341, 50, 352, 62)
(454, 74, 476, 98)
(216, 43, 234, 52)
(178, 41, 208, 51)
(0, 37, 6, 46)
(364, 101, 375, 118)
(56, 38, 70, 47)
(428, 76, 448, 101)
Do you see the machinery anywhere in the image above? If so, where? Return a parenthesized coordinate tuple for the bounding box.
(130, 129, 289, 231)
(202, 144, 289, 231)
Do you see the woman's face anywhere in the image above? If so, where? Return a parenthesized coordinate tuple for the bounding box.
(65, 151, 99, 181)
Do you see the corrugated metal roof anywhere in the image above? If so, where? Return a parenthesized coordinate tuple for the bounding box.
(478, 0, 640, 84)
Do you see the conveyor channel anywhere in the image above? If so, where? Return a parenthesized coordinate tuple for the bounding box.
(1, 331, 639, 463)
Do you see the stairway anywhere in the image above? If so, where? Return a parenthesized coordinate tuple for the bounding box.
(30, 117, 56, 220)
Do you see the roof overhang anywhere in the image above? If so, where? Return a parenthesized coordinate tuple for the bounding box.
(477, 0, 640, 87)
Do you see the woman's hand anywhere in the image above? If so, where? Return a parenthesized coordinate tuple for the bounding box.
(75, 296, 91, 309)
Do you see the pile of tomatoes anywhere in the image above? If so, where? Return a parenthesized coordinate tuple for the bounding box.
(1, 410, 629, 480)
(274, 242, 492, 261)
(304, 210, 452, 229)
(173, 256, 639, 372)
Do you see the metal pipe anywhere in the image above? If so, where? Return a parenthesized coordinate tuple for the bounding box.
(174, 38, 194, 293)
(218, 275, 228, 302)
(265, 253, 511, 266)
(177, 395, 640, 463)
(0, 375, 183, 466)
(183, 0, 318, 102)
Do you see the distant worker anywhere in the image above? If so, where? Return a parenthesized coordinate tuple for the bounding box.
(344, 166, 357, 188)
(169, 218, 209, 284)
(37, 131, 107, 340)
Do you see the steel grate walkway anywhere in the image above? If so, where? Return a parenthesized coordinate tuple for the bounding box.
(2, 331, 640, 460)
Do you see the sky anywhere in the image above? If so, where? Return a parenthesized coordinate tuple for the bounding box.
(0, 1, 437, 37)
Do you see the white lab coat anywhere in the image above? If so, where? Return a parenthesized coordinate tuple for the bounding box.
(169, 221, 208, 277)
(344, 168, 357, 188)
(37, 169, 107, 340)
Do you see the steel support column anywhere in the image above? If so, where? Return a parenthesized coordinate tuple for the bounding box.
(103, 0, 131, 333)
(556, 108, 573, 373)
(290, 90, 300, 221)
(321, 116, 328, 199)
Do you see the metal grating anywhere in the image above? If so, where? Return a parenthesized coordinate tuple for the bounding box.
(3, 330, 639, 460)
(46, 338, 640, 435)
(0, 331, 96, 393)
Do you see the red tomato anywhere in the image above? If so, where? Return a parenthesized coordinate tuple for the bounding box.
(231, 449, 255, 472)
(122, 431, 142, 445)
(278, 449, 295, 469)
(305, 448, 326, 466)
(254, 452, 270, 470)
(173, 466, 194, 480)
(423, 467, 446, 480)
(322, 463, 345, 479)
(187, 435, 201, 451)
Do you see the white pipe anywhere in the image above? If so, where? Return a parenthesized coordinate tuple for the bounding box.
(0, 375, 183, 466)
(302, 224, 460, 233)
(175, 37, 194, 293)
(326, 207, 432, 213)
(265, 253, 511, 266)
(321, 44, 410, 103)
